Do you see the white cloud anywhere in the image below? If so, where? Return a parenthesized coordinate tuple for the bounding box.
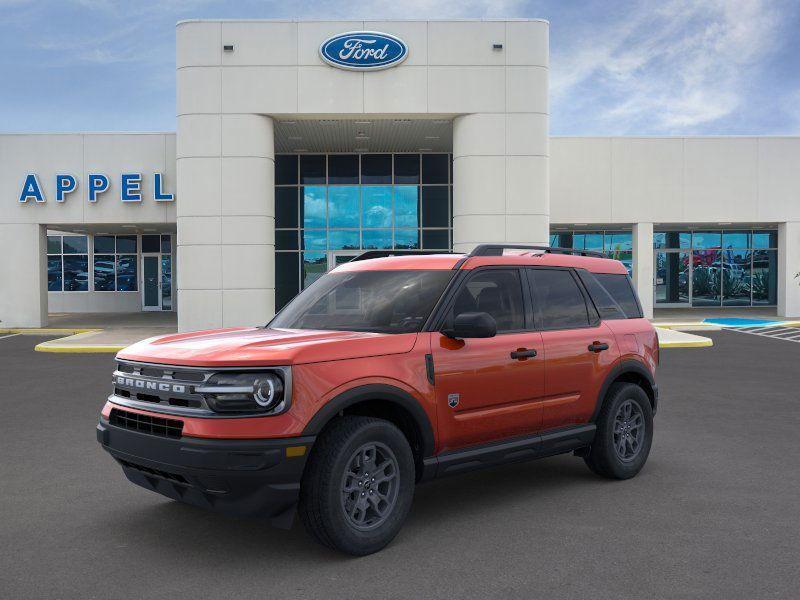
(551, 0, 791, 133)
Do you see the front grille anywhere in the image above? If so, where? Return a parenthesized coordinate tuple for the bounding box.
(118, 458, 189, 484)
(109, 408, 183, 439)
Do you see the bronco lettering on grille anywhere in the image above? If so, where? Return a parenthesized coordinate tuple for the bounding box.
(115, 376, 186, 394)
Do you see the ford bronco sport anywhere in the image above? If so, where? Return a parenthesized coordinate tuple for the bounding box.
(97, 244, 658, 555)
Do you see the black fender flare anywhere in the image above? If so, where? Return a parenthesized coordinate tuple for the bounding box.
(591, 359, 657, 421)
(302, 384, 436, 458)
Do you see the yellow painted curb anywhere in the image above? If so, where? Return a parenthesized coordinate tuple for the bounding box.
(0, 328, 100, 335)
(659, 338, 714, 348)
(34, 343, 125, 353)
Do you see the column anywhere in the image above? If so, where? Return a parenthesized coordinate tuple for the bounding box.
(632, 222, 654, 319)
(452, 113, 549, 253)
(177, 114, 275, 332)
(778, 221, 800, 318)
(0, 224, 47, 327)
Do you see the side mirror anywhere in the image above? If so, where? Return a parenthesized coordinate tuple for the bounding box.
(442, 312, 497, 339)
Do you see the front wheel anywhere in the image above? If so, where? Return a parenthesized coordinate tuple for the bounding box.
(298, 416, 415, 555)
(584, 383, 653, 479)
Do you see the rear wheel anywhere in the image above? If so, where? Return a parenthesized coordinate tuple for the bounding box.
(298, 416, 415, 555)
(584, 382, 653, 479)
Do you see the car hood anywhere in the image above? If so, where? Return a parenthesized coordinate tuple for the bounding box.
(116, 327, 419, 367)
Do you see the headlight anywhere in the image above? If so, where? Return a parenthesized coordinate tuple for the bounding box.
(197, 372, 286, 415)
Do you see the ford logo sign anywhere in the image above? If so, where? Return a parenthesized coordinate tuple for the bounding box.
(319, 31, 408, 71)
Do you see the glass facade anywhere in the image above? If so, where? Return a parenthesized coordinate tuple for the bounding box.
(275, 153, 453, 310)
(46, 232, 175, 310)
(47, 235, 89, 292)
(550, 230, 633, 275)
(654, 230, 777, 307)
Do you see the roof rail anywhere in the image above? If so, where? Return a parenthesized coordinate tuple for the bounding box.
(350, 250, 454, 262)
(468, 244, 606, 259)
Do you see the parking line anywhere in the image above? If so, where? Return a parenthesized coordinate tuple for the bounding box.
(0, 333, 20, 341)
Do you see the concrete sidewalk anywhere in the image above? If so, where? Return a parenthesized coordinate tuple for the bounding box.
(2, 310, 716, 353)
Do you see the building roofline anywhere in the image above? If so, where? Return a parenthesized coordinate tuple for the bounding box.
(176, 18, 549, 26)
(0, 131, 175, 136)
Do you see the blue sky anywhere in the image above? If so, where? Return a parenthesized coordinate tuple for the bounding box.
(1, 0, 798, 135)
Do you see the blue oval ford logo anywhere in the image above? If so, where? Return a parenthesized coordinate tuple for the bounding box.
(319, 31, 408, 71)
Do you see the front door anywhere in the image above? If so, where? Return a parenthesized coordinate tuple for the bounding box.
(142, 255, 161, 311)
(431, 268, 545, 451)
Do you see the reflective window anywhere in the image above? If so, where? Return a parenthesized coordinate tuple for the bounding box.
(329, 230, 360, 250)
(94, 235, 115, 253)
(300, 155, 325, 184)
(692, 231, 721, 249)
(116, 235, 137, 254)
(275, 153, 453, 310)
(655, 251, 690, 305)
(302, 230, 327, 250)
(63, 255, 89, 291)
(394, 186, 419, 228)
(692, 250, 721, 306)
(47, 235, 62, 254)
(328, 186, 359, 228)
(363, 186, 392, 228)
(63, 235, 88, 254)
(47, 235, 88, 292)
(275, 187, 299, 229)
(605, 232, 632, 252)
(753, 250, 778, 305)
(363, 229, 393, 250)
(653, 229, 778, 307)
(275, 155, 298, 185)
(47, 256, 62, 291)
(141, 234, 160, 253)
(328, 155, 358, 184)
(93, 255, 115, 291)
(161, 235, 172, 254)
(394, 229, 419, 250)
(722, 231, 750, 249)
(422, 154, 448, 184)
(448, 269, 525, 333)
(161, 255, 173, 310)
(117, 256, 137, 292)
(361, 154, 391, 184)
(302, 252, 326, 288)
(394, 154, 419, 184)
(530, 269, 590, 330)
(302, 186, 326, 228)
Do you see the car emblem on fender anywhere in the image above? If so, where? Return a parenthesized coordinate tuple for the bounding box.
(319, 31, 408, 71)
(448, 393, 460, 408)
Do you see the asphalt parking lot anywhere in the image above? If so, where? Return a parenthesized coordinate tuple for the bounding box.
(1, 331, 798, 600)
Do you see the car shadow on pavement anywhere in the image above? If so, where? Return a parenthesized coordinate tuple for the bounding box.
(94, 453, 604, 561)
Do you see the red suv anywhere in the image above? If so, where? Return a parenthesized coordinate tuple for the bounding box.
(97, 245, 658, 555)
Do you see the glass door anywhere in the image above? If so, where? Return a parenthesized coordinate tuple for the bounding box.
(327, 251, 361, 271)
(654, 251, 690, 307)
(142, 255, 161, 311)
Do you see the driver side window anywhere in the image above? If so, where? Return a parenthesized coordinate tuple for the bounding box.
(445, 269, 525, 333)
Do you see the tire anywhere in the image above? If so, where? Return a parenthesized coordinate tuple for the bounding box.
(584, 382, 653, 480)
(298, 416, 415, 556)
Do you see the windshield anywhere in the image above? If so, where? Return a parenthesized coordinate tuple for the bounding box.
(269, 270, 455, 334)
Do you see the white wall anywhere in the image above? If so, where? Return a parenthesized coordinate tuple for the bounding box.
(0, 133, 176, 326)
(176, 19, 550, 330)
(550, 137, 800, 225)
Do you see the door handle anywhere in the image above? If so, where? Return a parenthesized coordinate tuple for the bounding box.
(510, 348, 537, 360)
(588, 342, 609, 353)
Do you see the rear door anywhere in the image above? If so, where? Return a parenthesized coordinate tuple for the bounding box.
(527, 268, 619, 430)
(431, 268, 545, 451)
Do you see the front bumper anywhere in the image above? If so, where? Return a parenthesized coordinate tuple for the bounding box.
(97, 418, 315, 528)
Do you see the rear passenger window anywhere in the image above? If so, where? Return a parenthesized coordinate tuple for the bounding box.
(446, 269, 525, 333)
(530, 269, 590, 329)
(577, 271, 627, 320)
(594, 274, 643, 318)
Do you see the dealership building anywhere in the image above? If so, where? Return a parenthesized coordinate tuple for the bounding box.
(1, 18, 799, 331)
